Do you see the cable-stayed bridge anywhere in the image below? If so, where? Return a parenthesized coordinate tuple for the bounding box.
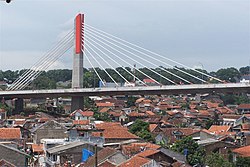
(1, 14, 250, 111)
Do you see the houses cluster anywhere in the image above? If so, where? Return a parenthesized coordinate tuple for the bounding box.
(0, 93, 250, 166)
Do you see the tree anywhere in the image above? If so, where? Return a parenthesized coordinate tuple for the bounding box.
(235, 157, 250, 167)
(126, 96, 138, 107)
(215, 67, 240, 82)
(129, 119, 154, 142)
(171, 136, 205, 166)
(239, 66, 250, 75)
(205, 153, 233, 167)
(94, 112, 111, 122)
(33, 76, 56, 89)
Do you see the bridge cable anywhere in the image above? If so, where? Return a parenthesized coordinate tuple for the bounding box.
(13, 36, 74, 90)
(18, 38, 74, 90)
(8, 30, 74, 90)
(84, 44, 119, 86)
(8, 29, 74, 90)
(84, 24, 223, 83)
(84, 25, 206, 84)
(80, 48, 106, 86)
(84, 28, 176, 85)
(83, 30, 161, 85)
(83, 33, 147, 86)
(16, 37, 74, 90)
(84, 39, 130, 85)
(84, 27, 192, 84)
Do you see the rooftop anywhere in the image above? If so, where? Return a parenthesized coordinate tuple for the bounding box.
(233, 145, 250, 157)
(0, 128, 21, 140)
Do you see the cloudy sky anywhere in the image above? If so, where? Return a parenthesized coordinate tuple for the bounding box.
(0, 0, 249, 72)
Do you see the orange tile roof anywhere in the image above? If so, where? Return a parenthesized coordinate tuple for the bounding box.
(208, 125, 231, 135)
(217, 107, 234, 114)
(198, 110, 210, 116)
(143, 78, 156, 83)
(242, 123, 250, 130)
(238, 104, 250, 109)
(99, 160, 116, 167)
(146, 111, 155, 116)
(149, 124, 158, 132)
(131, 142, 161, 150)
(73, 120, 90, 125)
(204, 101, 220, 108)
(93, 122, 139, 139)
(14, 120, 26, 126)
(81, 111, 94, 117)
(233, 145, 250, 157)
(96, 102, 114, 107)
(31, 144, 44, 153)
(122, 142, 161, 156)
(128, 111, 145, 117)
(99, 107, 111, 113)
(0, 128, 21, 139)
(108, 111, 122, 117)
(135, 98, 145, 103)
(136, 149, 160, 157)
(118, 155, 151, 167)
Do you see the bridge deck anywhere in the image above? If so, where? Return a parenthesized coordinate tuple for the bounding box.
(0, 83, 249, 98)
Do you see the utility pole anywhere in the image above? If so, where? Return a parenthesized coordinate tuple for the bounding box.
(95, 144, 98, 167)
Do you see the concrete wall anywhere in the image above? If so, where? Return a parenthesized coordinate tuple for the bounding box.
(0, 144, 28, 167)
(34, 128, 68, 144)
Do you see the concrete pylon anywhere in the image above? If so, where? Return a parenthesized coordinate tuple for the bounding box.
(71, 14, 84, 111)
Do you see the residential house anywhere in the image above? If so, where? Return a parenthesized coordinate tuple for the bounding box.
(31, 120, 68, 144)
(96, 102, 115, 110)
(198, 139, 237, 157)
(232, 145, 250, 162)
(237, 104, 250, 114)
(121, 142, 161, 157)
(208, 125, 232, 136)
(136, 147, 187, 167)
(0, 128, 22, 143)
(118, 155, 159, 167)
(127, 111, 146, 122)
(92, 122, 140, 143)
(0, 144, 30, 167)
(45, 142, 101, 167)
(149, 124, 162, 135)
(155, 128, 200, 144)
(70, 109, 94, 121)
(84, 147, 127, 167)
(96, 98, 126, 109)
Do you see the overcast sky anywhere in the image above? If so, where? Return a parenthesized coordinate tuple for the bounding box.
(0, 0, 249, 72)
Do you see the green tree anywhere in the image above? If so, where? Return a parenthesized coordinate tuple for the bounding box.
(215, 67, 240, 82)
(239, 66, 250, 75)
(129, 119, 154, 142)
(236, 157, 250, 167)
(171, 136, 205, 166)
(126, 96, 138, 107)
(94, 112, 111, 122)
(205, 153, 233, 167)
(33, 76, 56, 89)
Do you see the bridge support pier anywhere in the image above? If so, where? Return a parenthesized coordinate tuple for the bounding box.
(71, 13, 84, 112)
(71, 96, 84, 111)
(14, 98, 24, 114)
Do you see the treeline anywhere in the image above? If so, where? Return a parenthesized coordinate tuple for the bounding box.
(0, 66, 249, 90)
